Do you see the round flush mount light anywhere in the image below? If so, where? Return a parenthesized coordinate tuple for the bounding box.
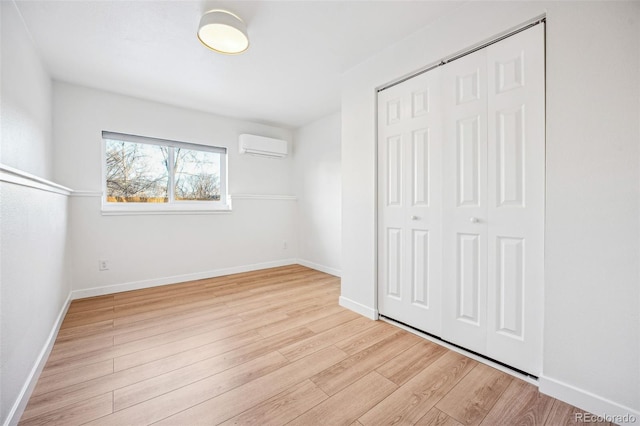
(197, 9, 249, 55)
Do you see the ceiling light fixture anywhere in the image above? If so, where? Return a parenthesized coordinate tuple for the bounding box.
(197, 9, 249, 55)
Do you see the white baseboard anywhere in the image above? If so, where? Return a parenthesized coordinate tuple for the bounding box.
(539, 376, 639, 424)
(4, 293, 72, 426)
(339, 296, 378, 320)
(296, 259, 341, 277)
(70, 259, 300, 300)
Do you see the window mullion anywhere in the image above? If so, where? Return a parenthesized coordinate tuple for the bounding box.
(168, 147, 176, 203)
(220, 152, 227, 205)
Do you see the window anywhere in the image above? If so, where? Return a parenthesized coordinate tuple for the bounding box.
(102, 131, 228, 213)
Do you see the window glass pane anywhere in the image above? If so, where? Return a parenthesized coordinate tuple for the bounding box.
(174, 148, 221, 201)
(105, 139, 169, 203)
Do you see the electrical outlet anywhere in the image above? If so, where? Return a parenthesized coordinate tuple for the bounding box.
(283, 241, 288, 250)
(99, 259, 109, 271)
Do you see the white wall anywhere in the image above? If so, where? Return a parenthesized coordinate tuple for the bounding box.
(53, 82, 299, 295)
(0, 183, 70, 425)
(0, 2, 71, 424)
(543, 3, 639, 418)
(0, 1, 53, 179)
(341, 0, 639, 419)
(293, 112, 342, 276)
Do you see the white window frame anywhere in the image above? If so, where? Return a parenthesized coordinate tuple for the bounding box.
(101, 131, 230, 215)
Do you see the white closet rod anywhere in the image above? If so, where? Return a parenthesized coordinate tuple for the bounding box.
(378, 15, 546, 92)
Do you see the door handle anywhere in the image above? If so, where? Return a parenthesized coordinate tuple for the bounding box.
(470, 217, 480, 223)
(411, 215, 419, 220)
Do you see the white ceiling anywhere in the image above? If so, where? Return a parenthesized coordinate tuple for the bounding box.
(14, 0, 465, 128)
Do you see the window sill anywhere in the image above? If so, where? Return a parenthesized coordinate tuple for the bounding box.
(101, 204, 232, 216)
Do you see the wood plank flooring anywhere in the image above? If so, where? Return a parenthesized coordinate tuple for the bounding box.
(20, 265, 611, 426)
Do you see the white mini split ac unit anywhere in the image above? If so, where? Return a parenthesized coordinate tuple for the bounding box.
(239, 134, 288, 159)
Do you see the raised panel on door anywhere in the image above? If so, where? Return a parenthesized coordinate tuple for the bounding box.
(495, 237, 524, 338)
(442, 48, 488, 353)
(385, 227, 403, 299)
(412, 128, 430, 207)
(378, 69, 442, 336)
(457, 233, 481, 324)
(457, 115, 482, 207)
(486, 24, 545, 375)
(411, 229, 429, 308)
(386, 135, 403, 207)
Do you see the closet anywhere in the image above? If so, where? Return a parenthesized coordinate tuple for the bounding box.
(377, 24, 544, 375)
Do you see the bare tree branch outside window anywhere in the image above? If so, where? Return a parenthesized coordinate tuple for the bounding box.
(175, 149, 221, 201)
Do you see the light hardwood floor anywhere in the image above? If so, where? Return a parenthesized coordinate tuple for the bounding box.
(20, 265, 610, 425)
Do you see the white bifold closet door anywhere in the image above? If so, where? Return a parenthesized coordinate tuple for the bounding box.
(488, 25, 544, 374)
(377, 69, 443, 336)
(379, 24, 544, 375)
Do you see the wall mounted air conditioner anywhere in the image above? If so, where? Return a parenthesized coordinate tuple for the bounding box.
(239, 134, 288, 159)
